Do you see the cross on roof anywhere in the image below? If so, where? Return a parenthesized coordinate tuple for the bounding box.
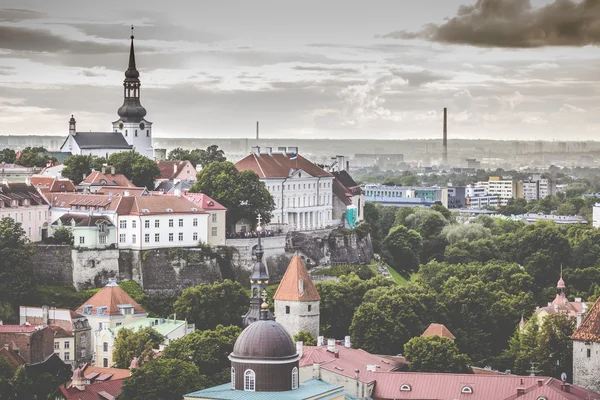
(257, 214, 262, 226)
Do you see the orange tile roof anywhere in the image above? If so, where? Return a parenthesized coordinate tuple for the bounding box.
(50, 193, 121, 211)
(82, 171, 136, 187)
(421, 323, 456, 340)
(96, 186, 148, 196)
(82, 364, 132, 380)
(235, 153, 332, 179)
(77, 281, 146, 317)
(156, 160, 195, 180)
(115, 196, 207, 215)
(572, 296, 600, 342)
(274, 256, 320, 301)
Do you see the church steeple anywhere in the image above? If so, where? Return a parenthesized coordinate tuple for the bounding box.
(242, 215, 274, 326)
(117, 25, 146, 123)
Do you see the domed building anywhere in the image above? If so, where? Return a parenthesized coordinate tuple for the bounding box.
(184, 292, 346, 399)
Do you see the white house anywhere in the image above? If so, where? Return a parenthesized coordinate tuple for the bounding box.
(0, 180, 49, 242)
(235, 147, 334, 232)
(48, 192, 210, 248)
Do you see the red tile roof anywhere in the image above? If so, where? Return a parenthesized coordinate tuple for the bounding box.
(77, 281, 146, 317)
(572, 296, 600, 342)
(0, 325, 42, 333)
(156, 160, 195, 180)
(274, 255, 320, 301)
(369, 372, 599, 400)
(81, 364, 131, 381)
(96, 186, 148, 196)
(60, 378, 126, 400)
(332, 178, 352, 206)
(421, 323, 456, 340)
(50, 193, 120, 211)
(115, 195, 207, 215)
(183, 193, 227, 211)
(49, 325, 73, 338)
(235, 153, 332, 179)
(301, 344, 402, 384)
(82, 171, 136, 187)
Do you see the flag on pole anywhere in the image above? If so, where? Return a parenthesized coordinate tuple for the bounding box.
(290, 152, 298, 160)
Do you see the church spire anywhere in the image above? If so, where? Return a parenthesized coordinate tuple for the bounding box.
(242, 215, 274, 326)
(117, 25, 146, 123)
(125, 25, 139, 79)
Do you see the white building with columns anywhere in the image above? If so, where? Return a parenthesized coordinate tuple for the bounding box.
(235, 147, 334, 231)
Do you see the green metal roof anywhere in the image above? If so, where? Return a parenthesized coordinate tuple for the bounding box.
(109, 317, 187, 337)
(184, 378, 345, 399)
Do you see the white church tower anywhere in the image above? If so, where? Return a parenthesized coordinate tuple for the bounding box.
(273, 255, 320, 339)
(111, 26, 153, 159)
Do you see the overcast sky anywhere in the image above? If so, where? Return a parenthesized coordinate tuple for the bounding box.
(0, 0, 599, 141)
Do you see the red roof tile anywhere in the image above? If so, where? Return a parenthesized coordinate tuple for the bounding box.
(0, 325, 41, 333)
(369, 371, 599, 400)
(421, 323, 456, 340)
(77, 281, 146, 317)
(50, 193, 121, 211)
(96, 186, 148, 196)
(156, 160, 195, 180)
(60, 378, 126, 400)
(274, 256, 320, 301)
(82, 171, 136, 187)
(183, 193, 227, 211)
(572, 296, 600, 342)
(235, 153, 332, 179)
(115, 196, 207, 215)
(332, 178, 352, 206)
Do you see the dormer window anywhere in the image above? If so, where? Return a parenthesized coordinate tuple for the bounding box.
(461, 386, 473, 394)
(99, 179, 107, 185)
(82, 305, 92, 314)
(400, 384, 411, 391)
(96, 306, 107, 316)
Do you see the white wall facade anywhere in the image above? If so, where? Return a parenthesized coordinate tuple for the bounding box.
(573, 341, 600, 394)
(274, 300, 320, 339)
(0, 204, 48, 242)
(265, 175, 334, 231)
(111, 119, 153, 159)
(115, 213, 209, 250)
(593, 204, 600, 228)
(207, 210, 226, 246)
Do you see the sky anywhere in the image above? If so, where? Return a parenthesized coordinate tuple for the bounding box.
(0, 0, 599, 141)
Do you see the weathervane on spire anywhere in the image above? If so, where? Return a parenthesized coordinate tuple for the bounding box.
(131, 25, 134, 40)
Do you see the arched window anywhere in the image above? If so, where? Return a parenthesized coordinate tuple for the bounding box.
(292, 367, 298, 389)
(400, 384, 411, 391)
(244, 369, 255, 392)
(461, 386, 473, 394)
(231, 367, 235, 389)
(252, 288, 258, 297)
(286, 306, 290, 314)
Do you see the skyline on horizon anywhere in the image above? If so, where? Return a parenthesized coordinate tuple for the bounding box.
(0, 0, 599, 141)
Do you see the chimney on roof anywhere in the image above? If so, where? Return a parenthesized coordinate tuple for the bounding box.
(42, 305, 49, 326)
(336, 156, 345, 172)
(174, 163, 178, 173)
(537, 379, 543, 387)
(251, 146, 260, 156)
(516, 387, 525, 396)
(344, 335, 351, 348)
(25, 176, 30, 186)
(317, 336, 324, 346)
(174, 188, 182, 198)
(278, 147, 286, 153)
(102, 166, 106, 174)
(111, 166, 115, 175)
(327, 338, 335, 352)
(265, 147, 272, 156)
(124, 190, 130, 197)
(561, 383, 571, 393)
(354, 369, 359, 380)
(312, 363, 321, 379)
(288, 146, 298, 154)
(296, 341, 303, 357)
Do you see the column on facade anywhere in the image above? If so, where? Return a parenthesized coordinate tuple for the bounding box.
(311, 212, 315, 230)
(298, 212, 302, 231)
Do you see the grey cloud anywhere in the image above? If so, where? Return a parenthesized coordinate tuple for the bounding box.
(78, 69, 106, 77)
(0, 8, 45, 22)
(378, 0, 600, 48)
(0, 25, 128, 54)
(391, 69, 449, 87)
(292, 65, 360, 75)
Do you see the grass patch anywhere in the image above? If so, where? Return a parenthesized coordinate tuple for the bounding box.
(386, 266, 409, 285)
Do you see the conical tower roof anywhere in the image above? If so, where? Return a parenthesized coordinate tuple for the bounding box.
(274, 255, 320, 301)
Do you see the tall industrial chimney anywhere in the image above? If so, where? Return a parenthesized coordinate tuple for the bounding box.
(256, 121, 259, 140)
(443, 108, 448, 165)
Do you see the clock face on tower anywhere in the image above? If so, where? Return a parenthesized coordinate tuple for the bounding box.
(139, 122, 145, 130)
(118, 121, 124, 130)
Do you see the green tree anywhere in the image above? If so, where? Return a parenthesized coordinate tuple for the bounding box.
(196, 145, 226, 168)
(17, 147, 52, 168)
(538, 313, 575, 380)
(162, 325, 241, 382)
(0, 356, 14, 381)
(500, 316, 540, 375)
(0, 148, 16, 164)
(404, 336, 471, 373)
(119, 358, 203, 400)
(108, 151, 161, 189)
(112, 327, 165, 369)
(0, 218, 34, 315)
(442, 223, 492, 245)
(61, 154, 106, 184)
(444, 239, 499, 265)
(167, 148, 191, 162)
(173, 280, 248, 329)
(381, 225, 422, 273)
(317, 274, 393, 339)
(52, 227, 74, 245)
(189, 161, 275, 229)
(294, 330, 317, 346)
